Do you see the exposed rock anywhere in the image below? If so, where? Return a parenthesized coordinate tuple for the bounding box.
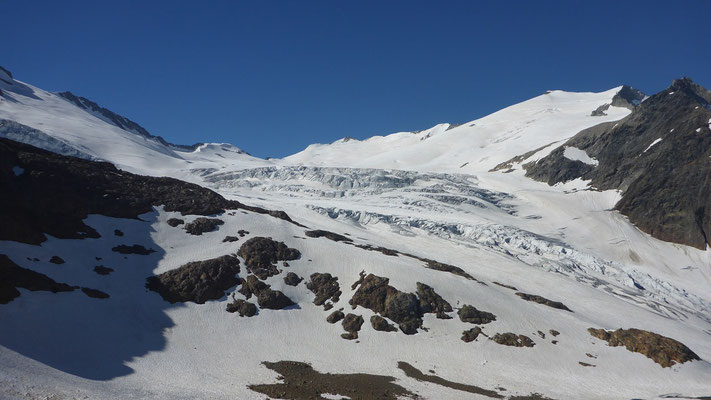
(238, 229, 249, 237)
(354, 244, 399, 256)
(579, 361, 595, 367)
(184, 217, 224, 235)
(493, 281, 517, 290)
(341, 313, 364, 340)
(461, 327, 483, 343)
(283, 272, 303, 286)
(111, 244, 155, 255)
(458, 305, 496, 324)
(248, 361, 415, 400)
(327, 310, 345, 324)
(516, 292, 572, 312)
(146, 254, 240, 304)
(226, 298, 257, 317)
(113, 229, 124, 236)
(49, 256, 65, 264)
(81, 287, 109, 299)
(0, 138, 298, 245)
(549, 329, 560, 337)
(371, 315, 397, 332)
(306, 272, 341, 306)
(305, 229, 352, 242)
(588, 327, 700, 367)
(93, 266, 114, 275)
(591, 103, 610, 116)
(222, 235, 239, 243)
(537, 330, 546, 339)
(238, 237, 300, 280)
(166, 218, 184, 227)
(257, 289, 295, 310)
(491, 333, 535, 348)
(0, 254, 75, 304)
(397, 361, 504, 398)
(416, 282, 452, 319)
(238, 275, 269, 299)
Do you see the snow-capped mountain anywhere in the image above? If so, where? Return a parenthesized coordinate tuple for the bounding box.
(1, 65, 710, 400)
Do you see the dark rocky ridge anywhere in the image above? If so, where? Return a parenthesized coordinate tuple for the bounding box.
(0, 138, 297, 245)
(524, 78, 711, 249)
(238, 237, 301, 280)
(0, 254, 75, 303)
(588, 327, 700, 367)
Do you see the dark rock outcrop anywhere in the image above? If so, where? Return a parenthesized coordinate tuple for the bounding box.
(0, 255, 75, 304)
(0, 138, 297, 245)
(113, 229, 124, 236)
(283, 272, 303, 286)
(238, 237, 300, 280)
(166, 218, 184, 227)
(238, 275, 269, 299)
(49, 256, 65, 264)
(184, 217, 224, 235)
(305, 230, 352, 242)
(257, 289, 295, 310)
(81, 287, 110, 299)
(350, 273, 423, 335)
(588, 327, 700, 367)
(306, 273, 341, 306)
(461, 327, 483, 343)
(524, 78, 711, 249)
(226, 298, 257, 317)
(458, 305, 496, 324)
(516, 292, 572, 312)
(93, 266, 114, 275)
(327, 310, 345, 324)
(341, 313, 364, 340)
(222, 235, 239, 243)
(491, 333, 535, 348)
(370, 315, 398, 332)
(416, 282, 453, 319)
(146, 254, 240, 304)
(112, 244, 155, 255)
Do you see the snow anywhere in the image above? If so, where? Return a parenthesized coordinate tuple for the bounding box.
(562, 146, 598, 166)
(697, 128, 702, 133)
(11, 166, 23, 176)
(643, 138, 663, 153)
(2, 78, 711, 400)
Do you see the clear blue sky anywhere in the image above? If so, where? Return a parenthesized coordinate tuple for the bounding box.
(4, 1, 710, 157)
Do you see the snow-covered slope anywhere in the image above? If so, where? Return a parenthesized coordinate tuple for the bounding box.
(1, 67, 710, 400)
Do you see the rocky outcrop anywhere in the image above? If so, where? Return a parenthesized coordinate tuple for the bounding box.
(416, 282, 453, 319)
(238, 275, 269, 299)
(491, 333, 535, 348)
(222, 235, 239, 243)
(184, 217, 224, 235)
(516, 292, 572, 312)
(370, 315, 397, 332)
(350, 273, 423, 335)
(0, 254, 75, 304)
(341, 313, 364, 340)
(524, 78, 711, 249)
(461, 327, 483, 343)
(457, 305, 496, 324)
(112, 244, 155, 255)
(283, 272, 303, 286)
(306, 273, 341, 307)
(304, 229, 352, 242)
(588, 328, 700, 367)
(93, 266, 114, 275)
(226, 298, 257, 317)
(238, 237, 300, 280)
(257, 289, 294, 310)
(81, 287, 110, 299)
(145, 255, 240, 304)
(49, 256, 65, 264)
(327, 310, 344, 323)
(166, 218, 184, 227)
(0, 138, 297, 245)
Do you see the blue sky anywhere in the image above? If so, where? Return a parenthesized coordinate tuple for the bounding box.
(5, 1, 710, 157)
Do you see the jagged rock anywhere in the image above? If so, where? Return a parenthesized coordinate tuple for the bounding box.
(306, 273, 341, 306)
(93, 266, 113, 275)
(491, 333, 535, 347)
(457, 305, 496, 324)
(371, 315, 397, 332)
(49, 256, 65, 264)
(222, 235, 239, 243)
(113, 229, 124, 236)
(588, 328, 700, 367)
(304, 229, 352, 242)
(238, 275, 269, 299)
(238, 229, 249, 237)
(112, 244, 155, 255)
(226, 298, 257, 317)
(184, 217, 224, 235)
(81, 287, 109, 299)
(341, 313, 364, 340)
(516, 292, 572, 312)
(493, 281, 517, 290)
(461, 327, 483, 343)
(0, 138, 297, 245)
(167, 218, 184, 227)
(283, 272, 303, 286)
(327, 310, 345, 323)
(0, 254, 75, 304)
(146, 255, 240, 304)
(549, 329, 560, 337)
(238, 237, 300, 280)
(416, 282, 452, 319)
(257, 289, 294, 310)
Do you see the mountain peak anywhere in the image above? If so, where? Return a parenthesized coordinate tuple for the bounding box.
(668, 77, 711, 103)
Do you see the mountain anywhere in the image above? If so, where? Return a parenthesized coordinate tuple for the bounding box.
(1, 65, 710, 400)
